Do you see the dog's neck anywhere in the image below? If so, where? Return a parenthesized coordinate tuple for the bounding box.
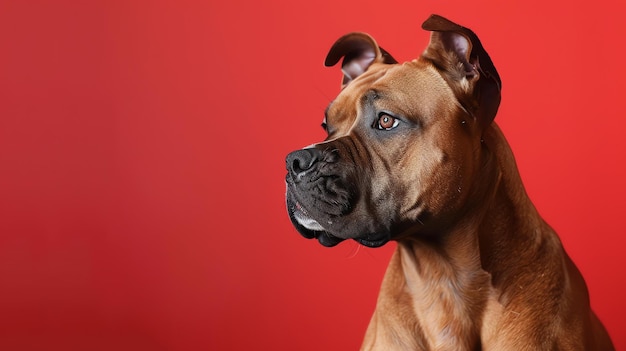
(396, 233, 490, 350)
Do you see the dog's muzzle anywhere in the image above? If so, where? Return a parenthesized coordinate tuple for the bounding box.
(285, 145, 392, 248)
(285, 147, 355, 247)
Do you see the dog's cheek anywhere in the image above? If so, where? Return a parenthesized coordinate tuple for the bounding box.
(324, 177, 356, 215)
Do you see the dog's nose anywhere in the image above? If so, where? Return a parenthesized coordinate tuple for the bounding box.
(286, 148, 320, 180)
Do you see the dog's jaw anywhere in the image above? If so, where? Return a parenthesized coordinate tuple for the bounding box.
(285, 191, 346, 247)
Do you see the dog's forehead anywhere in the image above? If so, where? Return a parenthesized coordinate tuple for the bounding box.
(327, 60, 457, 128)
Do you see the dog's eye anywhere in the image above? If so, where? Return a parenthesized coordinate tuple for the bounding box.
(321, 115, 329, 133)
(375, 113, 399, 131)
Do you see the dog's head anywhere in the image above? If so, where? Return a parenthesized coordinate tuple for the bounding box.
(285, 15, 502, 247)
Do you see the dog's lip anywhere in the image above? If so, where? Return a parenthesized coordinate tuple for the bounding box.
(355, 235, 390, 248)
(317, 232, 345, 247)
(287, 196, 345, 246)
(294, 201, 311, 217)
(290, 199, 388, 248)
(294, 202, 326, 231)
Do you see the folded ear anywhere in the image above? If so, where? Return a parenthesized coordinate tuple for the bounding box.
(325, 33, 397, 88)
(421, 14, 501, 128)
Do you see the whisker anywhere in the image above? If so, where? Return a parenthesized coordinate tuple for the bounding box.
(345, 241, 362, 259)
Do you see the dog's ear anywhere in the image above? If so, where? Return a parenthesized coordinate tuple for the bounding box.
(325, 33, 397, 88)
(421, 14, 501, 128)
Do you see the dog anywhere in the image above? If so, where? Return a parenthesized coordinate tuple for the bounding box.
(284, 14, 614, 350)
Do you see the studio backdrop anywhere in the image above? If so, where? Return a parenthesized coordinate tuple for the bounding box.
(0, 1, 624, 350)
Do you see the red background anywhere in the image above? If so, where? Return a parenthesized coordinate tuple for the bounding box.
(1, 1, 624, 350)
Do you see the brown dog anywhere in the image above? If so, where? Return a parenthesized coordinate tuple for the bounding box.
(285, 14, 614, 350)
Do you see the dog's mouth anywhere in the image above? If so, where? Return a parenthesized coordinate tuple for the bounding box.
(288, 198, 390, 248)
(293, 202, 325, 231)
(289, 199, 345, 247)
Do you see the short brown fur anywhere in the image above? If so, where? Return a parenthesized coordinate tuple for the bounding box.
(285, 14, 614, 350)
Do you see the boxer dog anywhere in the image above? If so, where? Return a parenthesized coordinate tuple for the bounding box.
(284, 14, 614, 350)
